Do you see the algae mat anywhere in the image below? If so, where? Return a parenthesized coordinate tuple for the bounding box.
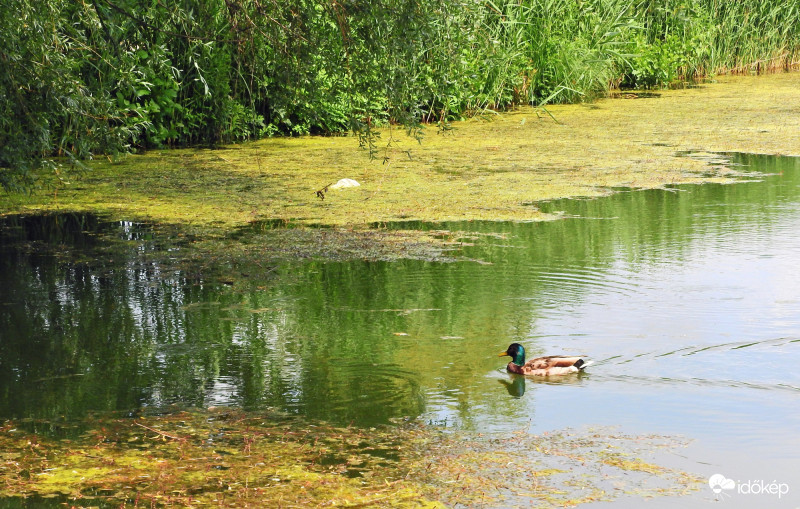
(0, 410, 700, 508)
(3, 73, 800, 227)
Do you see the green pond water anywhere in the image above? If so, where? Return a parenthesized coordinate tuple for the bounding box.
(1, 152, 800, 507)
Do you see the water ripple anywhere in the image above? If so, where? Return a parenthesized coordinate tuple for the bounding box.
(591, 373, 800, 393)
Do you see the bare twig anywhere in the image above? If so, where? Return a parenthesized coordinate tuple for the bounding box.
(315, 182, 334, 200)
(134, 421, 186, 441)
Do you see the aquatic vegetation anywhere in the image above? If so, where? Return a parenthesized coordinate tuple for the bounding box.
(2, 73, 799, 268)
(0, 409, 701, 507)
(0, 411, 436, 507)
(3, 73, 800, 236)
(412, 428, 703, 507)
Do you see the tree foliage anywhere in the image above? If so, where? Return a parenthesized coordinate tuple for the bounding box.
(1, 0, 799, 190)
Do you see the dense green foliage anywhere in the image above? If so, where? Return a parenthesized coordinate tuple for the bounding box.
(2, 0, 799, 190)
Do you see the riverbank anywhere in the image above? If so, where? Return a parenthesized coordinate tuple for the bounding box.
(2, 72, 799, 231)
(2, 73, 799, 508)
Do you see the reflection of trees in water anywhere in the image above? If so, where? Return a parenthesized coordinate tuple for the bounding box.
(0, 214, 426, 424)
(1, 153, 798, 424)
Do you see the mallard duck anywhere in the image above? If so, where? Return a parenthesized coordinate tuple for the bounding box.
(499, 343, 591, 376)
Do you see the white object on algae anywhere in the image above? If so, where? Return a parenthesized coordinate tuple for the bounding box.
(328, 178, 361, 189)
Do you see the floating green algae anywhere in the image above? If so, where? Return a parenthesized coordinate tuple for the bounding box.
(3, 73, 800, 232)
(0, 410, 437, 508)
(0, 409, 702, 508)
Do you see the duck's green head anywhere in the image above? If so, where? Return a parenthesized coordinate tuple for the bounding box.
(499, 343, 526, 366)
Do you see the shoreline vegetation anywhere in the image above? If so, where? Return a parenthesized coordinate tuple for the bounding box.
(2, 0, 800, 192)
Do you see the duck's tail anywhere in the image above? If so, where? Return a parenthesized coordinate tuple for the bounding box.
(574, 359, 593, 370)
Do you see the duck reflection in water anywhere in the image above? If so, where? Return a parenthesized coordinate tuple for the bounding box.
(499, 376, 527, 397)
(499, 365, 593, 397)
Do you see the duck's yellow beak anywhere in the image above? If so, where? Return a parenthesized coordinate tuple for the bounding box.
(498, 351, 509, 357)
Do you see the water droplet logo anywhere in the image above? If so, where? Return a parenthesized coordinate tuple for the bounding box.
(709, 473, 736, 496)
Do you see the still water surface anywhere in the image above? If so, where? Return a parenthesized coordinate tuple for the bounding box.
(1, 152, 799, 507)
